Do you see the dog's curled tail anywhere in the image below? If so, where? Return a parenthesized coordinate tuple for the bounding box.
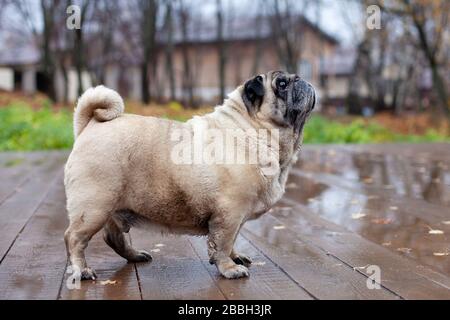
(73, 85, 124, 139)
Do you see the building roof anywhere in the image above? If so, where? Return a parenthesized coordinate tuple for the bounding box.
(168, 14, 339, 45)
(0, 40, 40, 67)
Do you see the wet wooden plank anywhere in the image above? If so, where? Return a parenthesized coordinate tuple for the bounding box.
(131, 230, 226, 300)
(241, 215, 399, 300)
(0, 152, 68, 262)
(0, 152, 52, 205)
(334, 143, 450, 162)
(0, 173, 67, 299)
(59, 232, 142, 300)
(290, 168, 450, 223)
(272, 198, 450, 299)
(189, 235, 314, 300)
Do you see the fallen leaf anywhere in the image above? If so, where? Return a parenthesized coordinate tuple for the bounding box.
(428, 229, 444, 235)
(382, 242, 391, 246)
(155, 243, 165, 247)
(433, 252, 450, 257)
(100, 280, 117, 285)
(389, 206, 398, 211)
(273, 225, 286, 230)
(363, 177, 373, 184)
(417, 167, 426, 173)
(353, 264, 370, 270)
(252, 261, 266, 266)
(397, 247, 412, 254)
(371, 218, 392, 225)
(352, 213, 366, 219)
(150, 248, 161, 253)
(286, 182, 298, 189)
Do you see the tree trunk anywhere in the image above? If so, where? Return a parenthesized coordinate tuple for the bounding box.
(141, 62, 150, 104)
(74, 28, 83, 96)
(216, 0, 226, 103)
(164, 1, 176, 101)
(40, 0, 56, 101)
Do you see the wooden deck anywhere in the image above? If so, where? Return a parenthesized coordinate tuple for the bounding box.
(0, 144, 449, 300)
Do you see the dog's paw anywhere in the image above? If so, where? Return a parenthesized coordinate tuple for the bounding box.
(81, 267, 97, 280)
(127, 250, 153, 263)
(220, 264, 250, 279)
(232, 253, 252, 267)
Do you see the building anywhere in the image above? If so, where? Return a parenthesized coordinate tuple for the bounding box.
(0, 14, 339, 108)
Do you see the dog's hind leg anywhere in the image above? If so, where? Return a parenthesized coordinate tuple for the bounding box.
(64, 208, 108, 280)
(103, 218, 152, 263)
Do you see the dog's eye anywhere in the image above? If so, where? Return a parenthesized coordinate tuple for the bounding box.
(278, 80, 287, 90)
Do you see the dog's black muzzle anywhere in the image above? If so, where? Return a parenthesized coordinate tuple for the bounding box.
(286, 75, 316, 133)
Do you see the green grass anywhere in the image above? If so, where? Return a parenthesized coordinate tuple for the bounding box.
(0, 103, 448, 151)
(303, 115, 449, 144)
(0, 103, 73, 151)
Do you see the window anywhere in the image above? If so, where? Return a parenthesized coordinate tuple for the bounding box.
(298, 59, 312, 81)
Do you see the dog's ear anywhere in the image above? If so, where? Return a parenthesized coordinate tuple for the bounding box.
(242, 75, 265, 115)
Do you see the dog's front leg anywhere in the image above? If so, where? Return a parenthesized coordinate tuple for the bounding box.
(207, 214, 249, 279)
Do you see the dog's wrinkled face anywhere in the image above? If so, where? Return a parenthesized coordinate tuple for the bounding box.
(242, 70, 316, 134)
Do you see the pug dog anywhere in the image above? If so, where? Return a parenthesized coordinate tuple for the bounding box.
(64, 70, 315, 280)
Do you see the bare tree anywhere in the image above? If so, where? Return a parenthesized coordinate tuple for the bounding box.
(381, 0, 450, 117)
(216, 0, 226, 103)
(178, 0, 195, 107)
(266, 0, 310, 73)
(71, 0, 93, 96)
(39, 0, 59, 101)
(137, 0, 159, 104)
(163, 0, 176, 101)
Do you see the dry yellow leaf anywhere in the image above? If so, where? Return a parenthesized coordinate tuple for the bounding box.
(363, 177, 373, 184)
(352, 213, 366, 219)
(428, 229, 444, 235)
(371, 218, 392, 225)
(433, 252, 449, 257)
(100, 280, 117, 286)
(286, 182, 298, 189)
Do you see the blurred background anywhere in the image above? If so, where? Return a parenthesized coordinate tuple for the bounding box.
(0, 0, 449, 150)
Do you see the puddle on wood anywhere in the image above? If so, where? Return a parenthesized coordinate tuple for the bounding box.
(273, 148, 450, 276)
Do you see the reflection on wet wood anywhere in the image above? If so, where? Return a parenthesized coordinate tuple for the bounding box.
(0, 145, 449, 299)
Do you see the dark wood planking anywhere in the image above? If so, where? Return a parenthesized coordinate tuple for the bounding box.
(0, 152, 68, 262)
(241, 215, 399, 300)
(59, 232, 142, 300)
(131, 230, 226, 300)
(0, 173, 67, 299)
(189, 235, 314, 300)
(273, 198, 450, 299)
(0, 152, 53, 204)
